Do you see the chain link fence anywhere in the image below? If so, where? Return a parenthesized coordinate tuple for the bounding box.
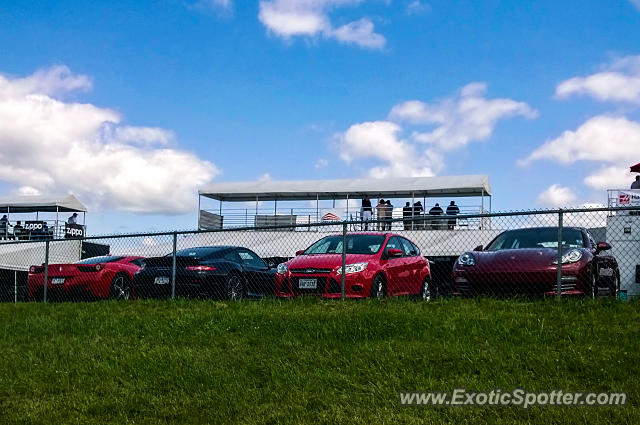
(1, 206, 638, 303)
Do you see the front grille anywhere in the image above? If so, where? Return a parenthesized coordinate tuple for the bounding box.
(290, 268, 332, 274)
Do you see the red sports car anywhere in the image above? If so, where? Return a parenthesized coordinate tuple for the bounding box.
(275, 233, 432, 299)
(28, 255, 144, 301)
(452, 227, 620, 298)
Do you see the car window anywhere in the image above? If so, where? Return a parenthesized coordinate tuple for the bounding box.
(76, 256, 124, 264)
(400, 238, 416, 256)
(385, 237, 401, 254)
(487, 228, 585, 251)
(304, 235, 385, 255)
(224, 251, 240, 262)
(237, 249, 267, 268)
(130, 258, 144, 267)
(412, 242, 421, 256)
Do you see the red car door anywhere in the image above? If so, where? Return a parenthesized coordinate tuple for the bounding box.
(383, 237, 409, 296)
(399, 237, 422, 294)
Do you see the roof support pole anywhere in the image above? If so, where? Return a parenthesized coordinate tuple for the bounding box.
(346, 194, 349, 220)
(316, 194, 319, 229)
(255, 195, 259, 220)
(274, 199, 277, 216)
(197, 195, 201, 230)
(56, 206, 59, 239)
(219, 199, 222, 216)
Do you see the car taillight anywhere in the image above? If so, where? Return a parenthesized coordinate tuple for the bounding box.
(187, 265, 216, 271)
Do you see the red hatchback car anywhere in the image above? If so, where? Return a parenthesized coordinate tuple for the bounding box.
(275, 233, 432, 299)
(452, 227, 619, 298)
(28, 255, 144, 301)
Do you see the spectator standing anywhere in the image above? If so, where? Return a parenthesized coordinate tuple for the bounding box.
(384, 200, 394, 230)
(632, 176, 640, 189)
(361, 195, 373, 230)
(375, 199, 386, 231)
(67, 213, 78, 224)
(428, 203, 444, 230)
(0, 215, 7, 239)
(14, 221, 24, 240)
(413, 201, 424, 230)
(446, 201, 460, 230)
(402, 202, 412, 230)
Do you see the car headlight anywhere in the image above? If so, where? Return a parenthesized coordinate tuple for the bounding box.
(276, 263, 289, 274)
(552, 249, 583, 264)
(336, 262, 368, 275)
(457, 252, 476, 266)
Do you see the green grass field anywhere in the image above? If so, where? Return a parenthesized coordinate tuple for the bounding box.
(0, 298, 638, 424)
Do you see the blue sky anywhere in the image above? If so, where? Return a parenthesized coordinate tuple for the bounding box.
(0, 0, 639, 234)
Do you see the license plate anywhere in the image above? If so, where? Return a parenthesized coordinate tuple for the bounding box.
(51, 278, 65, 284)
(299, 278, 317, 289)
(154, 276, 170, 285)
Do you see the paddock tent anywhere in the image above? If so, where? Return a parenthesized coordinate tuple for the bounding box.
(199, 175, 492, 202)
(0, 194, 87, 213)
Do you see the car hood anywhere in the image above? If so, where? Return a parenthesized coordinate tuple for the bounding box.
(287, 253, 375, 270)
(475, 248, 575, 267)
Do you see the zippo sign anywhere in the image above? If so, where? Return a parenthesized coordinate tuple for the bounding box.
(618, 191, 640, 206)
(24, 221, 45, 231)
(65, 223, 85, 238)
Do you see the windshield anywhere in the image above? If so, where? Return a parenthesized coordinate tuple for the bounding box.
(76, 256, 124, 264)
(486, 228, 585, 251)
(304, 235, 386, 255)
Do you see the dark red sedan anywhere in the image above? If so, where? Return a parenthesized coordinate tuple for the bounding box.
(275, 233, 432, 299)
(452, 227, 619, 298)
(28, 256, 144, 301)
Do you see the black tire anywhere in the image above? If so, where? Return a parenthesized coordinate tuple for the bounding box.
(226, 273, 244, 301)
(610, 274, 620, 299)
(419, 277, 436, 301)
(370, 275, 386, 299)
(109, 274, 131, 300)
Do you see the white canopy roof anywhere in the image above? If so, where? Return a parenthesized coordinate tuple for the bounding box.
(200, 175, 491, 202)
(0, 194, 87, 213)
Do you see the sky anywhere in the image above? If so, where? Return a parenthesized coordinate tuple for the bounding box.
(0, 0, 639, 234)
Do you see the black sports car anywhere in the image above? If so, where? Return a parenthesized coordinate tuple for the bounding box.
(134, 246, 276, 300)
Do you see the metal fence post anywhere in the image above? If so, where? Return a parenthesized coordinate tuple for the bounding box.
(171, 232, 177, 300)
(43, 239, 50, 303)
(556, 210, 563, 299)
(341, 223, 347, 300)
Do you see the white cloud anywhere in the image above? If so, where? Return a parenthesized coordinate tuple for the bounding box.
(338, 83, 536, 177)
(0, 66, 219, 214)
(315, 158, 329, 168)
(555, 55, 640, 104)
(258, 0, 386, 49)
(390, 82, 538, 151)
(192, 0, 232, 12)
(339, 120, 441, 178)
(537, 184, 578, 207)
(258, 173, 273, 181)
(406, 1, 430, 15)
(521, 115, 640, 190)
(630, 0, 640, 12)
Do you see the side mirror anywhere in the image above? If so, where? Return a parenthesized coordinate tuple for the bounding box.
(387, 248, 403, 258)
(267, 261, 276, 269)
(295, 250, 305, 256)
(473, 245, 483, 252)
(596, 242, 611, 252)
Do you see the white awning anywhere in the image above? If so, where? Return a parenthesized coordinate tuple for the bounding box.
(199, 175, 491, 202)
(0, 194, 87, 213)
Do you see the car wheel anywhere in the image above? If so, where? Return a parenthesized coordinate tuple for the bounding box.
(370, 275, 385, 299)
(609, 274, 620, 299)
(226, 273, 244, 301)
(109, 274, 131, 300)
(420, 277, 435, 301)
